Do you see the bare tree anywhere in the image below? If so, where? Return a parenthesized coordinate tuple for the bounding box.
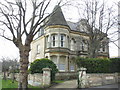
(1, 57, 18, 80)
(76, 0, 117, 58)
(0, 0, 61, 89)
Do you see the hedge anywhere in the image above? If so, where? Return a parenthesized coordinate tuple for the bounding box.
(110, 58, 120, 73)
(29, 58, 58, 81)
(76, 57, 120, 73)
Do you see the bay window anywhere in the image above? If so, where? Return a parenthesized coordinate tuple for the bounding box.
(51, 34, 58, 47)
(60, 34, 65, 47)
(71, 38, 75, 51)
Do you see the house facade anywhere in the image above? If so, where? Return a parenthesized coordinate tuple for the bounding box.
(30, 5, 109, 72)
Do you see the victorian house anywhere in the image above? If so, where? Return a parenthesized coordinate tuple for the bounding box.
(30, 5, 109, 72)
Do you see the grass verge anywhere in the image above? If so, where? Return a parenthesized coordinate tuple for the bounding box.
(2, 79, 41, 89)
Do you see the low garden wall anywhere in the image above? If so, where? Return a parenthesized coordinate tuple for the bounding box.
(87, 73, 119, 87)
(78, 67, 120, 88)
(8, 73, 43, 86)
(7, 68, 51, 87)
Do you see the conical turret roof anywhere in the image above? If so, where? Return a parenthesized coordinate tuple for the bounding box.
(46, 5, 69, 27)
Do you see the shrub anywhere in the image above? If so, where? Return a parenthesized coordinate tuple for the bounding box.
(110, 58, 120, 73)
(29, 58, 58, 81)
(76, 57, 111, 73)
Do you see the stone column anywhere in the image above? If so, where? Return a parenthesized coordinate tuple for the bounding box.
(65, 56, 69, 72)
(58, 33, 60, 47)
(42, 68, 51, 87)
(115, 73, 118, 83)
(57, 55, 60, 70)
(78, 67, 88, 88)
(49, 34, 51, 47)
(65, 35, 68, 48)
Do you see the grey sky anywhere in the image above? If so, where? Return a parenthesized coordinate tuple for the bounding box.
(0, 0, 119, 59)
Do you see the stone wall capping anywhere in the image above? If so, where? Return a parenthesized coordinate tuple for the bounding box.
(42, 68, 52, 71)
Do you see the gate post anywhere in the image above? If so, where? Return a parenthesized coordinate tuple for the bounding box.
(42, 68, 51, 87)
(77, 67, 88, 88)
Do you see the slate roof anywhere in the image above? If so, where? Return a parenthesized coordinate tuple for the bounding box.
(67, 21, 79, 31)
(46, 5, 86, 32)
(46, 5, 69, 27)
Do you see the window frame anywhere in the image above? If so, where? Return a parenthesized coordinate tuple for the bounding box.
(60, 34, 65, 47)
(36, 44, 40, 54)
(51, 34, 58, 47)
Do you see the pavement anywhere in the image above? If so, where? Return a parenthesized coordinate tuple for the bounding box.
(50, 79, 77, 88)
(47, 79, 120, 90)
(81, 84, 120, 90)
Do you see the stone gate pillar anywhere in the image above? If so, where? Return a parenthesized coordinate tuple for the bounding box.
(42, 68, 51, 87)
(78, 67, 88, 88)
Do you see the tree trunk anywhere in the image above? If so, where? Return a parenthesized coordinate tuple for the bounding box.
(3, 71, 6, 80)
(88, 40, 99, 58)
(88, 47, 96, 58)
(18, 46, 30, 90)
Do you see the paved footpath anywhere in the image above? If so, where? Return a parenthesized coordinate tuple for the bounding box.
(47, 79, 119, 90)
(50, 79, 77, 88)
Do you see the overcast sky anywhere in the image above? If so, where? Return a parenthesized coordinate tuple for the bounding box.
(0, 0, 119, 60)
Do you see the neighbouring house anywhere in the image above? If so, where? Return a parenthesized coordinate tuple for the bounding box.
(30, 5, 109, 72)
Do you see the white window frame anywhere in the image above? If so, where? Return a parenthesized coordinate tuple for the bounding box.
(58, 64, 65, 71)
(60, 34, 65, 47)
(51, 34, 58, 47)
(70, 65, 75, 72)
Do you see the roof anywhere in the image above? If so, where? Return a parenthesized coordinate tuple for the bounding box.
(46, 5, 69, 27)
(67, 21, 78, 30)
(45, 5, 88, 33)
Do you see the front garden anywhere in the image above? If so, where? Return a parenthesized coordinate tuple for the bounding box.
(2, 79, 41, 89)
